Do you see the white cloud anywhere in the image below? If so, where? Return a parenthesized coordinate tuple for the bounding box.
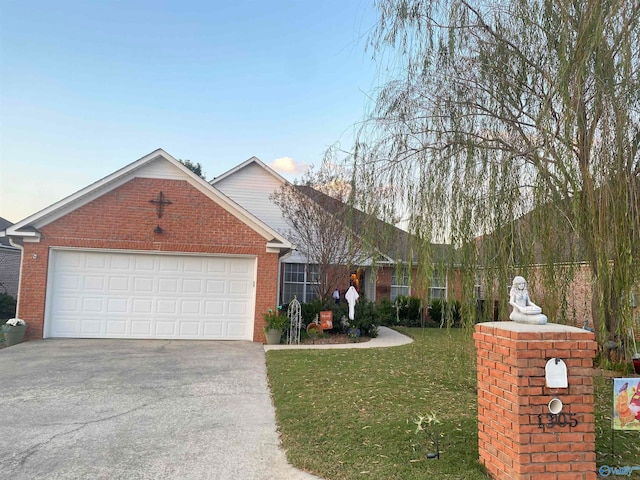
(269, 157, 309, 176)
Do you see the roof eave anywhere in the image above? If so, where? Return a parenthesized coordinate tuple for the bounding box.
(210, 156, 289, 186)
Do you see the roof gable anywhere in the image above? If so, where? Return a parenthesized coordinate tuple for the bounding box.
(211, 156, 296, 240)
(5, 149, 292, 250)
(211, 156, 288, 186)
(211, 158, 424, 265)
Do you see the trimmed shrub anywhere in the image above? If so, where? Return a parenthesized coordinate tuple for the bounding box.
(393, 295, 423, 327)
(376, 298, 395, 326)
(352, 299, 379, 337)
(300, 299, 323, 325)
(428, 299, 443, 326)
(0, 293, 16, 320)
(428, 299, 462, 328)
(297, 297, 381, 338)
(299, 299, 351, 332)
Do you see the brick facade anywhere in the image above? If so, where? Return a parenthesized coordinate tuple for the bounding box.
(17, 177, 279, 342)
(375, 267, 393, 300)
(474, 322, 597, 480)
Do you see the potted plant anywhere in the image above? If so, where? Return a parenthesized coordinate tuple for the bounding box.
(1, 318, 27, 347)
(263, 308, 287, 345)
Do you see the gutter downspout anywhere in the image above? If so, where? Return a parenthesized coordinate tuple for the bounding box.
(8, 237, 24, 319)
(276, 247, 294, 307)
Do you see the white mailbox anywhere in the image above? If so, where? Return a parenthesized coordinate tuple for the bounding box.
(545, 358, 568, 388)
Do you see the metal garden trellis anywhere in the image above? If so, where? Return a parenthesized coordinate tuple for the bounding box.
(287, 296, 302, 345)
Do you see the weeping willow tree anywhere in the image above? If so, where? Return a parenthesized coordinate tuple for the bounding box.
(350, 0, 640, 349)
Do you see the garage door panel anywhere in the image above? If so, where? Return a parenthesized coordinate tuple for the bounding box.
(133, 277, 154, 292)
(55, 319, 77, 335)
(86, 255, 108, 269)
(82, 298, 103, 312)
(106, 319, 127, 335)
(206, 279, 225, 294)
(203, 321, 223, 336)
(131, 320, 152, 335)
(47, 250, 256, 340)
(229, 280, 251, 295)
(183, 257, 205, 272)
(230, 261, 251, 274)
(159, 257, 179, 272)
(108, 277, 130, 291)
(207, 258, 227, 273)
(59, 254, 83, 269)
(228, 301, 249, 315)
(158, 278, 179, 293)
(107, 298, 128, 313)
(84, 276, 105, 291)
(182, 279, 203, 294)
(81, 319, 103, 335)
(53, 296, 79, 312)
(180, 300, 201, 315)
(109, 255, 132, 270)
(227, 322, 248, 337)
(156, 321, 176, 336)
(134, 256, 155, 270)
(58, 274, 81, 290)
(204, 300, 224, 315)
(132, 298, 153, 313)
(157, 299, 177, 314)
(179, 322, 199, 335)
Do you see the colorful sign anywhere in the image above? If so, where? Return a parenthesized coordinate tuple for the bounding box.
(613, 378, 640, 430)
(319, 311, 333, 330)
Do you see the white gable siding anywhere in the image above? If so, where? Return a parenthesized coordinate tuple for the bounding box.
(213, 162, 309, 264)
(136, 158, 191, 180)
(213, 163, 290, 234)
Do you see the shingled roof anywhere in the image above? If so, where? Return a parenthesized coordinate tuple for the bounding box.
(295, 185, 449, 265)
(0, 217, 16, 248)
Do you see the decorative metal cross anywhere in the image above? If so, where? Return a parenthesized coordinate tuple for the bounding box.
(149, 191, 172, 218)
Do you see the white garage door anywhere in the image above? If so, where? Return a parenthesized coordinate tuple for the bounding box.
(46, 249, 256, 340)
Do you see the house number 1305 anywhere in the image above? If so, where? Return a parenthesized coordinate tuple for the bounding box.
(537, 413, 578, 428)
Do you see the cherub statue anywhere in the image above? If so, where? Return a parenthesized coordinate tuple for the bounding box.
(508, 276, 547, 324)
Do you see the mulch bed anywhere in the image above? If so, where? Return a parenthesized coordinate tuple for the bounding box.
(301, 333, 371, 345)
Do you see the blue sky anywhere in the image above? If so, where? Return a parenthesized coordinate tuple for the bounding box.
(0, 0, 379, 223)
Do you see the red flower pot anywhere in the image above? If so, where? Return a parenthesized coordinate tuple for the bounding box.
(633, 357, 640, 375)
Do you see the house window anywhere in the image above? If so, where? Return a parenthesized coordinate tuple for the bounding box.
(282, 263, 319, 304)
(429, 271, 447, 300)
(475, 271, 484, 299)
(390, 269, 410, 301)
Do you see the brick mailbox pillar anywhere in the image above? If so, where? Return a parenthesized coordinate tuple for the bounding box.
(474, 322, 598, 480)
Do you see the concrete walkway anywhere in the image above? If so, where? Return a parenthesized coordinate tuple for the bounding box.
(264, 326, 413, 351)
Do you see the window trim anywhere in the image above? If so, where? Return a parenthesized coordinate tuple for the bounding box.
(390, 268, 410, 301)
(281, 263, 319, 304)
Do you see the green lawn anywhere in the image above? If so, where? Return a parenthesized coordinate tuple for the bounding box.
(266, 327, 640, 480)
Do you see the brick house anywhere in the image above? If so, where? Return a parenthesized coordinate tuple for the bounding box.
(4, 150, 293, 342)
(4, 149, 430, 343)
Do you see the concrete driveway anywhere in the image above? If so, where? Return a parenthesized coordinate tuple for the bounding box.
(0, 339, 320, 480)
